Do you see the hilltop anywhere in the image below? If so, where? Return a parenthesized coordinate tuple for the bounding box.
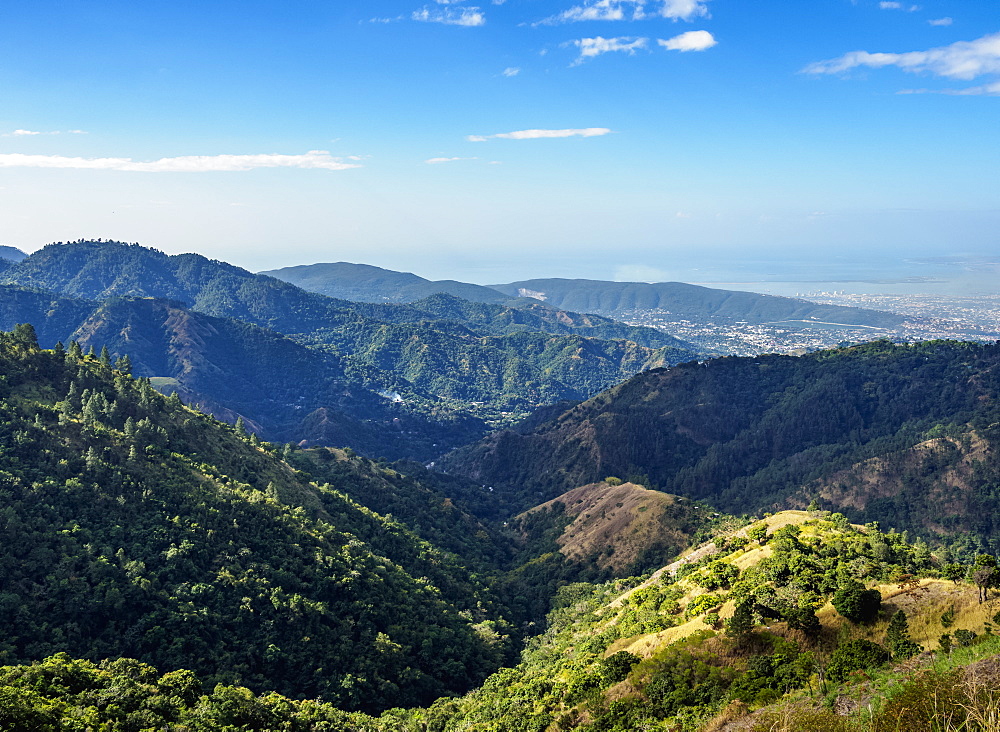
(0, 245, 27, 263)
(261, 261, 511, 305)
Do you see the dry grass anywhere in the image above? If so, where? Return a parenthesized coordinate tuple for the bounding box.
(518, 481, 693, 573)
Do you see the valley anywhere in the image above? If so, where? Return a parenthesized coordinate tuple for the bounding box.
(2, 242, 1000, 731)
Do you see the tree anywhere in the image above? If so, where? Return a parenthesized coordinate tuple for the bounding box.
(971, 555, 998, 604)
(826, 639, 890, 682)
(747, 524, 768, 545)
(10, 323, 38, 352)
(599, 651, 640, 684)
(785, 606, 821, 637)
(832, 580, 881, 623)
(726, 600, 755, 644)
(942, 564, 965, 582)
(885, 610, 920, 660)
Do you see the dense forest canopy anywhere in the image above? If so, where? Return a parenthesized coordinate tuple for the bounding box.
(443, 339, 1000, 548)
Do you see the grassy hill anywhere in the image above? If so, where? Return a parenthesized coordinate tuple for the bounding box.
(512, 481, 713, 576)
(376, 510, 1000, 731)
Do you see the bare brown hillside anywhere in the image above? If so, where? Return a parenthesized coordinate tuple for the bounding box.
(516, 481, 705, 573)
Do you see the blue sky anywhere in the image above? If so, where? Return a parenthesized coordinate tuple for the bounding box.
(0, 0, 997, 285)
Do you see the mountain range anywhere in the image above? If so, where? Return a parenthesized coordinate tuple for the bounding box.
(0, 241, 699, 459)
(264, 261, 904, 328)
(2, 241, 1000, 731)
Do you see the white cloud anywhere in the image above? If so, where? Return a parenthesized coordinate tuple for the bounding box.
(466, 127, 612, 141)
(412, 6, 485, 25)
(803, 32, 1000, 80)
(928, 17, 953, 26)
(658, 30, 716, 51)
(0, 150, 361, 172)
(568, 36, 648, 64)
(537, 0, 709, 25)
(502, 66, 520, 76)
(2, 129, 88, 137)
(425, 156, 478, 163)
(899, 80, 1000, 95)
(879, 1, 920, 9)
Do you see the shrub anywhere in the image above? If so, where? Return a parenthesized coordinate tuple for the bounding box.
(599, 651, 640, 685)
(954, 629, 978, 647)
(826, 639, 890, 683)
(831, 580, 881, 623)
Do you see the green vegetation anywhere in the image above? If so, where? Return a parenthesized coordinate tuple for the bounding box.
(360, 512, 990, 730)
(0, 327, 512, 712)
(0, 241, 700, 458)
(444, 339, 1000, 544)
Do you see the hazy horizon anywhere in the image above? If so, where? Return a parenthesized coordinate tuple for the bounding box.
(1, 1, 998, 287)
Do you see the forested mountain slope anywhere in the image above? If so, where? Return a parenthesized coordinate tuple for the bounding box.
(407, 293, 692, 350)
(0, 242, 699, 439)
(442, 339, 1000, 544)
(261, 261, 512, 305)
(491, 277, 905, 327)
(0, 285, 487, 459)
(0, 327, 514, 711)
(0, 245, 26, 262)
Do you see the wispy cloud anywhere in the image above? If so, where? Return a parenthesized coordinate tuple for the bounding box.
(568, 36, 648, 64)
(879, 1, 920, 10)
(502, 66, 520, 76)
(412, 5, 485, 25)
(928, 17, 953, 26)
(537, 0, 709, 25)
(0, 150, 361, 172)
(2, 129, 88, 137)
(900, 80, 1000, 96)
(803, 32, 1000, 80)
(425, 156, 478, 163)
(466, 127, 612, 142)
(658, 30, 716, 52)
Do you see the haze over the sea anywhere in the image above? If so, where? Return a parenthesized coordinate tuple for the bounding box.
(1, 1, 997, 284)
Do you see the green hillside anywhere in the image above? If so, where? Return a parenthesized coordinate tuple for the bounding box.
(0, 285, 488, 460)
(261, 261, 512, 305)
(376, 511, 1000, 731)
(0, 242, 700, 439)
(442, 339, 1000, 546)
(0, 326, 513, 712)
